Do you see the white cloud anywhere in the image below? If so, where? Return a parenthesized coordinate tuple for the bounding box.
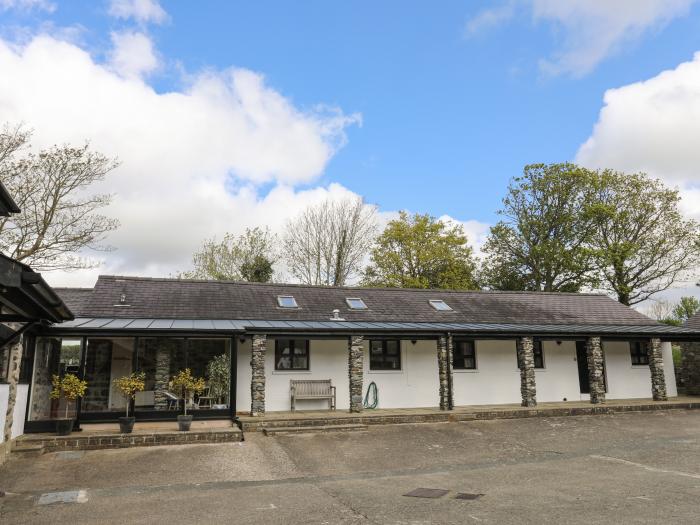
(0, 34, 362, 286)
(465, 2, 516, 36)
(576, 51, 700, 217)
(576, 52, 700, 305)
(108, 30, 158, 78)
(466, 0, 697, 76)
(108, 0, 167, 25)
(0, 0, 54, 12)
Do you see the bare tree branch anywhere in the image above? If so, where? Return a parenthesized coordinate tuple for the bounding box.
(283, 196, 378, 286)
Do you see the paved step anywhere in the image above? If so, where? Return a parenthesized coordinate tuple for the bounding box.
(11, 444, 44, 457)
(263, 424, 368, 436)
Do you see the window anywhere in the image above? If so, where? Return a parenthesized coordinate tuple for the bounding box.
(429, 299, 452, 311)
(453, 340, 476, 370)
(369, 340, 401, 370)
(275, 339, 309, 370)
(533, 340, 545, 369)
(277, 295, 298, 308)
(346, 297, 367, 310)
(630, 341, 649, 365)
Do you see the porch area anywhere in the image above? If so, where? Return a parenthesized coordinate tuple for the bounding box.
(238, 395, 700, 432)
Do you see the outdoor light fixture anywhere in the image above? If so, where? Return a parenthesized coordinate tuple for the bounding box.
(411, 339, 417, 345)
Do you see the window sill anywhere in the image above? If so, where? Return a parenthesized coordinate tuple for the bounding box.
(367, 369, 403, 374)
(631, 365, 649, 369)
(453, 369, 479, 373)
(271, 370, 312, 375)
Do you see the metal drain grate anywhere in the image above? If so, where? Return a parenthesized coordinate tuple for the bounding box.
(454, 493, 484, 500)
(37, 490, 88, 505)
(403, 488, 450, 499)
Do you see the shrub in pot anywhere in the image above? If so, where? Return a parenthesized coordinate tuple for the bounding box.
(207, 353, 230, 409)
(50, 373, 88, 436)
(112, 372, 146, 434)
(171, 368, 206, 431)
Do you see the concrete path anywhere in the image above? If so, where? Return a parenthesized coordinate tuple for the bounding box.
(2, 409, 700, 524)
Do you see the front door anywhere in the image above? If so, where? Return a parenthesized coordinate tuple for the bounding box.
(575, 341, 590, 394)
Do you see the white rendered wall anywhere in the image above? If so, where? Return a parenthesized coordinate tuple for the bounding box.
(0, 383, 28, 442)
(535, 341, 583, 402)
(603, 340, 677, 399)
(266, 339, 349, 412)
(662, 342, 678, 397)
(236, 339, 252, 415)
(364, 340, 439, 409)
(452, 340, 521, 406)
(234, 336, 679, 414)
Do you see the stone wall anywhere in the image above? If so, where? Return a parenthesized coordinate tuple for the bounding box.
(681, 341, 700, 395)
(437, 335, 454, 410)
(3, 339, 22, 444)
(250, 335, 267, 416)
(348, 336, 364, 413)
(516, 337, 537, 407)
(647, 338, 667, 401)
(586, 337, 606, 404)
(153, 343, 171, 410)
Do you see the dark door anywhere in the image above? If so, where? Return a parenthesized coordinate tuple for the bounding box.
(575, 341, 590, 394)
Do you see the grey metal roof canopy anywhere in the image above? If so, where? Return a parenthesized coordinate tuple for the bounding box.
(0, 254, 73, 324)
(46, 317, 700, 339)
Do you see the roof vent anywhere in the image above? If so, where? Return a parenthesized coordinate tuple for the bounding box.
(114, 292, 130, 307)
(330, 308, 345, 321)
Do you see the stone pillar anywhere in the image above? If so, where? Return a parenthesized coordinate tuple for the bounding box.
(586, 336, 606, 404)
(680, 342, 700, 395)
(516, 337, 537, 407)
(348, 335, 364, 413)
(648, 338, 667, 401)
(153, 342, 171, 410)
(437, 335, 454, 410)
(3, 337, 23, 445)
(250, 334, 267, 416)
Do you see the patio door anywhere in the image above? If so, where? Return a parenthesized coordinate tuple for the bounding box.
(575, 341, 590, 394)
(575, 340, 606, 395)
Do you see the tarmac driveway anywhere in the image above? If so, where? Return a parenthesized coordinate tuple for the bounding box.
(2, 409, 700, 524)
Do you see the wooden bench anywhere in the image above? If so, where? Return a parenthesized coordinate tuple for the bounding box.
(290, 379, 336, 411)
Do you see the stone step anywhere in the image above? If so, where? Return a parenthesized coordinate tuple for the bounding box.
(263, 424, 368, 436)
(11, 444, 45, 457)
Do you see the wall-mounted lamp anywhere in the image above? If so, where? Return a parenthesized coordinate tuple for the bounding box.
(411, 339, 417, 345)
(556, 340, 562, 346)
(239, 336, 246, 343)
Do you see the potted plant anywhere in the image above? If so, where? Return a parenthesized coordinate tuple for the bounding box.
(207, 353, 230, 409)
(113, 372, 146, 434)
(171, 368, 206, 431)
(50, 373, 88, 436)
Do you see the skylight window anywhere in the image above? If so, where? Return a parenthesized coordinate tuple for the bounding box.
(277, 295, 298, 308)
(429, 299, 452, 311)
(346, 297, 368, 310)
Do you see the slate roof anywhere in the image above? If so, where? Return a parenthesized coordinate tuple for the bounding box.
(686, 311, 700, 330)
(56, 275, 660, 326)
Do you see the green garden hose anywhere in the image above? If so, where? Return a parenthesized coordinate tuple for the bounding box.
(363, 381, 378, 409)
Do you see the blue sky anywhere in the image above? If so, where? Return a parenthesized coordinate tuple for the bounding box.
(2, 0, 700, 302)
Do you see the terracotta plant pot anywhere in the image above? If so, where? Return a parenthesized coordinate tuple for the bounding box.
(55, 418, 74, 436)
(177, 414, 193, 431)
(118, 416, 136, 434)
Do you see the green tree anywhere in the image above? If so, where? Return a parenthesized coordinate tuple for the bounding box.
(481, 163, 596, 292)
(672, 296, 700, 324)
(587, 171, 700, 306)
(181, 226, 277, 282)
(362, 211, 477, 289)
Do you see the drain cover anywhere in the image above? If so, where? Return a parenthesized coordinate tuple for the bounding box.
(37, 490, 88, 505)
(454, 493, 484, 500)
(403, 488, 449, 499)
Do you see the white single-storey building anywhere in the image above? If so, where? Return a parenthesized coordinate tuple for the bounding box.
(6, 274, 697, 434)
